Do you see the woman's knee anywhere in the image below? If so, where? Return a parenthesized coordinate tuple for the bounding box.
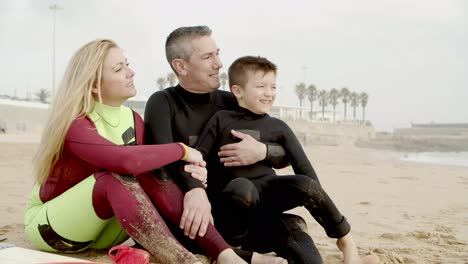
(222, 178, 259, 209)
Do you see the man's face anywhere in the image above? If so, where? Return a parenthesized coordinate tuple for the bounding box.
(183, 36, 223, 93)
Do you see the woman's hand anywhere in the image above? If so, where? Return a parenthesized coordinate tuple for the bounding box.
(184, 162, 207, 187)
(179, 144, 204, 164)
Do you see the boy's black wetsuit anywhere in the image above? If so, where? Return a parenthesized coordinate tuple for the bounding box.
(145, 85, 319, 263)
(196, 107, 352, 264)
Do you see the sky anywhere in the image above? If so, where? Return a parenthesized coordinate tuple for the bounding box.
(1, 0, 467, 132)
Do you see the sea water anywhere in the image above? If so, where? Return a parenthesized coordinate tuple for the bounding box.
(400, 151, 468, 167)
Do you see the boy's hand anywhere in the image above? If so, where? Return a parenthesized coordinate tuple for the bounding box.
(218, 129, 267, 167)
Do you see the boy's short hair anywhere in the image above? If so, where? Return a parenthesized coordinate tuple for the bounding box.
(228, 56, 277, 88)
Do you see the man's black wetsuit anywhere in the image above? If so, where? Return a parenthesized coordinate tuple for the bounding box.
(144, 85, 320, 263)
(195, 107, 351, 263)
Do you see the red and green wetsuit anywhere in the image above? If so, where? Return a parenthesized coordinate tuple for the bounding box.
(24, 102, 218, 263)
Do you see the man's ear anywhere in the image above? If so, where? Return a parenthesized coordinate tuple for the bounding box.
(172, 59, 187, 76)
(231, 85, 242, 99)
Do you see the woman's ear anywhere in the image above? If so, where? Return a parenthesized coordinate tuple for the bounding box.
(231, 85, 242, 99)
(91, 81, 99, 94)
(172, 59, 186, 76)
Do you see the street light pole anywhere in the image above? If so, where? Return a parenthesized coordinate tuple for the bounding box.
(49, 1, 62, 97)
(302, 65, 308, 84)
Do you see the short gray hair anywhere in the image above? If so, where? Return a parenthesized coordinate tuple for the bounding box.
(165, 25, 212, 72)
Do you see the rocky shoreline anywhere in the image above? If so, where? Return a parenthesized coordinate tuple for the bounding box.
(355, 136, 468, 152)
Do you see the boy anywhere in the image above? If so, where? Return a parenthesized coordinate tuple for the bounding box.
(196, 56, 370, 264)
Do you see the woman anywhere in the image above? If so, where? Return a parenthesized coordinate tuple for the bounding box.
(24, 39, 245, 264)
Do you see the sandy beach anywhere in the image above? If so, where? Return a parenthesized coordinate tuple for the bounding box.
(1, 133, 467, 263)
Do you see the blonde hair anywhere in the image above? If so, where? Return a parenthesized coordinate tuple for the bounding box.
(34, 39, 118, 184)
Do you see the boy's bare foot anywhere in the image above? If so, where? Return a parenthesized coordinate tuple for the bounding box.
(336, 233, 360, 264)
(217, 248, 247, 264)
(337, 234, 380, 264)
(360, 253, 380, 264)
(252, 252, 287, 264)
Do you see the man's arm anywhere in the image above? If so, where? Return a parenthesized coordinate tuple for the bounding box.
(144, 91, 212, 238)
(144, 91, 205, 189)
(218, 130, 290, 168)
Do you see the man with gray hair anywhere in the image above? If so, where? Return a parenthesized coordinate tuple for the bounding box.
(143, 25, 319, 263)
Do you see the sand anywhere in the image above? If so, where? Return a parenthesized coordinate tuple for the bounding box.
(1, 134, 467, 263)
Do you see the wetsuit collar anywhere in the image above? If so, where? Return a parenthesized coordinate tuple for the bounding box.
(234, 105, 267, 119)
(175, 84, 211, 104)
(91, 101, 122, 127)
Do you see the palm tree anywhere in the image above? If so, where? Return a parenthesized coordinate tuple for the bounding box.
(295, 83, 306, 107)
(360, 92, 369, 122)
(328, 88, 340, 123)
(340, 87, 350, 121)
(350, 92, 359, 121)
(35, 88, 50, 103)
(318, 90, 328, 120)
(307, 84, 317, 120)
(295, 82, 306, 118)
(156, 77, 167, 91)
(167, 72, 177, 87)
(220, 72, 228, 90)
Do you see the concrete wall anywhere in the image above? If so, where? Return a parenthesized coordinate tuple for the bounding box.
(0, 104, 50, 134)
(286, 120, 375, 146)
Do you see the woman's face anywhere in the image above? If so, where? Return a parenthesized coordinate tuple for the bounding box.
(96, 47, 136, 106)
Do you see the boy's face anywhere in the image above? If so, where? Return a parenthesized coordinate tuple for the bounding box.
(233, 70, 276, 115)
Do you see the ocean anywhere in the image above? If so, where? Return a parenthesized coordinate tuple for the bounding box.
(400, 151, 468, 168)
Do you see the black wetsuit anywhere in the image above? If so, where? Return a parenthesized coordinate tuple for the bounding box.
(145, 85, 319, 263)
(196, 107, 352, 263)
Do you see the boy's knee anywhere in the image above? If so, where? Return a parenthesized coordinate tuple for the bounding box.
(222, 178, 259, 208)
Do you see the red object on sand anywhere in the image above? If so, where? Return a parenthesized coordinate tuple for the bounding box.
(108, 245, 150, 264)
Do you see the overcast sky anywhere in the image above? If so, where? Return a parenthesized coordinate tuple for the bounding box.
(1, 0, 467, 131)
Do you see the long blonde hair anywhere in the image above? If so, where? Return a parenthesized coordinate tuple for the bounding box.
(34, 39, 118, 184)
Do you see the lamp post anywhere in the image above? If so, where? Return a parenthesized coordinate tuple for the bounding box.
(49, 1, 62, 97)
(302, 65, 308, 84)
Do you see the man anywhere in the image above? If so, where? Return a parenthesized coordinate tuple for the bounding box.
(144, 26, 320, 263)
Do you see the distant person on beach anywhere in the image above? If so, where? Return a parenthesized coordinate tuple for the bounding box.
(0, 120, 5, 133)
(144, 25, 317, 263)
(194, 55, 379, 264)
(24, 39, 245, 264)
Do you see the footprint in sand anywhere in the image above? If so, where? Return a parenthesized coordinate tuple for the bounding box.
(409, 230, 432, 239)
(392, 176, 419, 181)
(380, 233, 404, 240)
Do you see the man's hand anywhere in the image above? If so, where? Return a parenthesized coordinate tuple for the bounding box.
(184, 162, 208, 187)
(218, 129, 267, 167)
(180, 188, 212, 239)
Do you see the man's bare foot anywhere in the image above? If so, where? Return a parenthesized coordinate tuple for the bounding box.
(252, 252, 287, 264)
(217, 248, 247, 264)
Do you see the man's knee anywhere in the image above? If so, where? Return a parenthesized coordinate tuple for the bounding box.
(222, 178, 259, 209)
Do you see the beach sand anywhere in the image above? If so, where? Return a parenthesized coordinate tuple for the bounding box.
(1, 134, 467, 263)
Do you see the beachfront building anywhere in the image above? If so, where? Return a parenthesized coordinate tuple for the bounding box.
(123, 96, 147, 116)
(394, 123, 468, 137)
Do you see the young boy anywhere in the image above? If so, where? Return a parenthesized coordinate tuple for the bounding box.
(195, 56, 372, 264)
